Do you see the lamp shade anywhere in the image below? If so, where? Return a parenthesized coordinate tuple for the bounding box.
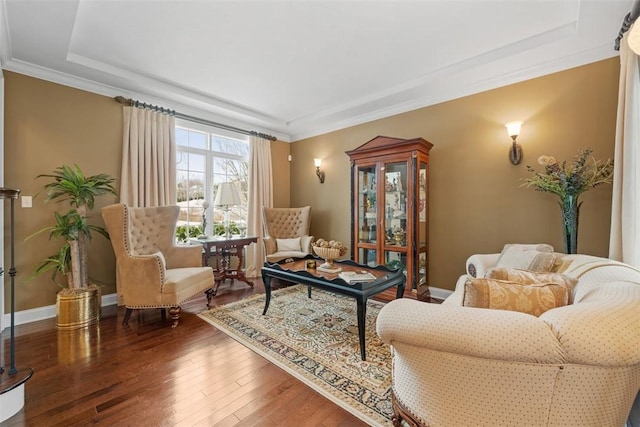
(214, 182, 242, 207)
(505, 121, 523, 138)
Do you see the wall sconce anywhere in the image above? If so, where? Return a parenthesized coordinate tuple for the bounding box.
(505, 121, 523, 165)
(314, 158, 325, 183)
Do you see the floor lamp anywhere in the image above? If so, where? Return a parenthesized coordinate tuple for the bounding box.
(0, 188, 33, 422)
(214, 182, 242, 238)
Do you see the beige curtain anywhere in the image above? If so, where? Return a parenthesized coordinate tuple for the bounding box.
(120, 106, 177, 207)
(245, 134, 273, 278)
(609, 27, 640, 268)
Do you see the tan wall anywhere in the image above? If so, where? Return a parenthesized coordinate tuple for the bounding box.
(290, 58, 619, 291)
(3, 58, 617, 309)
(3, 71, 290, 311)
(4, 71, 122, 311)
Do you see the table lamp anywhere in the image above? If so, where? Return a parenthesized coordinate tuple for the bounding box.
(214, 182, 242, 238)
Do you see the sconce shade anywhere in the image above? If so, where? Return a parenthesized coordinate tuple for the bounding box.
(504, 121, 523, 165)
(505, 121, 522, 138)
(214, 182, 242, 207)
(314, 158, 325, 183)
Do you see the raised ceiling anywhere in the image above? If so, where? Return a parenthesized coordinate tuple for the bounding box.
(0, 0, 632, 141)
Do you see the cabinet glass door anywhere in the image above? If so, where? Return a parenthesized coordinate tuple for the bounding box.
(383, 162, 408, 272)
(359, 248, 377, 267)
(357, 165, 377, 245)
(417, 161, 428, 291)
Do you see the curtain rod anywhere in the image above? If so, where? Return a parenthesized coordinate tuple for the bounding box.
(114, 96, 277, 141)
(614, 0, 640, 50)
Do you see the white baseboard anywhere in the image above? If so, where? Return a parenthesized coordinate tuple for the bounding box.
(1, 293, 118, 330)
(2, 287, 452, 329)
(429, 286, 453, 301)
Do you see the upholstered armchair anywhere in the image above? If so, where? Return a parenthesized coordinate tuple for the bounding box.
(102, 203, 214, 328)
(261, 206, 314, 263)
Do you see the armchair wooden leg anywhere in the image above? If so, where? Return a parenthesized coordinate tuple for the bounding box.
(169, 306, 181, 328)
(122, 308, 133, 325)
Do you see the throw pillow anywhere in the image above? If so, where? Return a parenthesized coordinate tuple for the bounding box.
(463, 277, 570, 317)
(276, 237, 302, 252)
(485, 268, 578, 303)
(494, 243, 556, 272)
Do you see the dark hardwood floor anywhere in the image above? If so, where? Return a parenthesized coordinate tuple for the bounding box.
(1, 279, 369, 426)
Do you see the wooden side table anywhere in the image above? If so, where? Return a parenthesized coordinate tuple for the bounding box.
(190, 236, 258, 303)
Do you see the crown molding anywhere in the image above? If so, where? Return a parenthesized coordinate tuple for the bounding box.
(288, 43, 618, 141)
(1, 57, 292, 142)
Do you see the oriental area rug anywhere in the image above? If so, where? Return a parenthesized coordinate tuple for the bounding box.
(198, 285, 393, 426)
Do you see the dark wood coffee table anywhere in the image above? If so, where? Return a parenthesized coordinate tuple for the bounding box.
(261, 255, 406, 360)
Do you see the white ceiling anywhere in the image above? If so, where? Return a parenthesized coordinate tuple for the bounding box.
(0, 0, 633, 142)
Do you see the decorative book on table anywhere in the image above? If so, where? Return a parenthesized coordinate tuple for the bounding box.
(339, 271, 377, 283)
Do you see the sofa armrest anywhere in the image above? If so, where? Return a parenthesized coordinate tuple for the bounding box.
(164, 244, 203, 268)
(376, 299, 566, 364)
(441, 274, 468, 306)
(540, 283, 640, 366)
(466, 253, 500, 277)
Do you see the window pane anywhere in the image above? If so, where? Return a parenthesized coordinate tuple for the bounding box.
(176, 151, 189, 170)
(188, 153, 206, 173)
(212, 135, 249, 157)
(189, 130, 207, 149)
(175, 124, 249, 240)
(177, 128, 208, 149)
(176, 128, 189, 147)
(176, 170, 189, 202)
(187, 171, 205, 200)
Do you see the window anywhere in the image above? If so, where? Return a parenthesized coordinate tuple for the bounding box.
(175, 121, 249, 242)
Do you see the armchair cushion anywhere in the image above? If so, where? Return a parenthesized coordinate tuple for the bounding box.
(463, 277, 570, 316)
(494, 243, 556, 272)
(276, 237, 301, 251)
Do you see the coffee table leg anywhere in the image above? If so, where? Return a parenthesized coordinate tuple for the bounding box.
(357, 297, 367, 361)
(395, 281, 406, 299)
(262, 274, 272, 315)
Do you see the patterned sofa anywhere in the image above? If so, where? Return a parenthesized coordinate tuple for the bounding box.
(376, 250, 640, 427)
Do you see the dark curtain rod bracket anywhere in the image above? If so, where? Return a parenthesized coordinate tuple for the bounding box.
(114, 96, 277, 141)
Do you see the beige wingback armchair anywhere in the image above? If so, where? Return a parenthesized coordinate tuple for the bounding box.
(262, 206, 314, 263)
(102, 203, 214, 328)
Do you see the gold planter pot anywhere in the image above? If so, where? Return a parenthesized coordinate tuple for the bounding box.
(56, 284, 101, 329)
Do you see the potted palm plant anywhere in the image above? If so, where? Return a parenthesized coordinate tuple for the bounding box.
(28, 164, 117, 328)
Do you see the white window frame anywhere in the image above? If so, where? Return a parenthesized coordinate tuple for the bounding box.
(175, 119, 249, 240)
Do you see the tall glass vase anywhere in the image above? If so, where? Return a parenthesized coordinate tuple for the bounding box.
(560, 195, 580, 254)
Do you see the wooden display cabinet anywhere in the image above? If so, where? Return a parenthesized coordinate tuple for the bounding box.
(345, 136, 432, 301)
